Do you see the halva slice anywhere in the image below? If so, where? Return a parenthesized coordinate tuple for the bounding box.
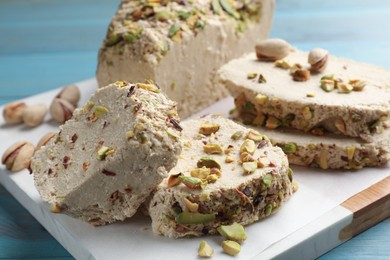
(148, 115, 293, 238)
(31, 81, 182, 226)
(249, 126, 390, 170)
(218, 50, 390, 141)
(97, 0, 275, 118)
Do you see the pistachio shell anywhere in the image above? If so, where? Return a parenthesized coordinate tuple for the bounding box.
(255, 38, 292, 61)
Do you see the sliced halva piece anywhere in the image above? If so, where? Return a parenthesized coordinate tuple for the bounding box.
(248, 125, 390, 170)
(96, 0, 275, 118)
(148, 115, 293, 238)
(31, 81, 182, 226)
(218, 50, 390, 141)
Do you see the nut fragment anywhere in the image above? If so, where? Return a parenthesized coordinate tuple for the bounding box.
(22, 104, 48, 127)
(337, 82, 353, 94)
(349, 79, 366, 91)
(319, 149, 329, 170)
(265, 116, 281, 129)
(2, 141, 35, 172)
(292, 69, 311, 82)
(301, 106, 312, 120)
(346, 146, 355, 160)
(217, 222, 247, 242)
(197, 157, 221, 169)
(198, 240, 213, 258)
(240, 139, 256, 154)
(231, 131, 243, 140)
(183, 197, 199, 213)
(50, 203, 63, 213)
(199, 124, 220, 135)
(247, 129, 263, 142)
(242, 161, 257, 173)
(222, 240, 241, 256)
(254, 93, 268, 105)
(36, 132, 56, 150)
(3, 102, 27, 124)
(320, 79, 335, 92)
(135, 83, 160, 93)
(335, 118, 346, 133)
(255, 38, 292, 61)
(274, 59, 292, 69)
(203, 144, 223, 154)
(308, 48, 329, 73)
(50, 98, 75, 123)
(167, 173, 183, 188)
(191, 167, 210, 179)
(56, 85, 81, 106)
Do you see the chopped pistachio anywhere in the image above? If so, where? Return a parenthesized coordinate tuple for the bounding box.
(335, 118, 346, 133)
(243, 101, 255, 111)
(346, 146, 356, 160)
(126, 130, 135, 139)
(97, 146, 110, 160)
(234, 92, 246, 107)
(199, 124, 220, 135)
(258, 74, 267, 83)
(206, 174, 219, 183)
(274, 59, 292, 69)
(337, 82, 353, 93)
(191, 167, 210, 180)
(225, 156, 235, 163)
(242, 161, 257, 173)
(308, 143, 316, 150)
(349, 79, 366, 91)
(135, 83, 160, 93)
(301, 106, 312, 120)
(292, 69, 310, 82)
(224, 145, 234, 154)
(176, 212, 215, 224)
(282, 142, 297, 153)
(293, 180, 299, 193)
(320, 79, 335, 92)
(168, 23, 181, 38)
(263, 174, 272, 187)
(257, 157, 270, 168)
(247, 129, 263, 142)
(85, 100, 95, 111)
(253, 113, 266, 126)
(321, 74, 334, 80)
(254, 93, 268, 105)
(50, 203, 62, 213)
(197, 157, 222, 169)
(265, 116, 281, 129)
(198, 240, 214, 258)
(231, 130, 244, 140)
(217, 222, 247, 242)
(155, 11, 171, 22)
(219, 0, 240, 19)
(247, 73, 258, 79)
(179, 175, 205, 189)
(240, 139, 256, 154)
(222, 240, 241, 256)
(240, 152, 255, 163)
(319, 149, 329, 170)
(306, 93, 315, 98)
(265, 203, 273, 216)
(105, 34, 121, 47)
(287, 168, 293, 182)
(139, 132, 148, 143)
(211, 0, 222, 15)
(166, 128, 180, 140)
(203, 144, 223, 154)
(183, 197, 199, 213)
(167, 173, 183, 188)
(94, 105, 109, 119)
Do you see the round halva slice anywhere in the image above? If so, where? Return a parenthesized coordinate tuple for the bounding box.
(31, 81, 182, 226)
(218, 50, 390, 141)
(148, 115, 293, 238)
(250, 126, 390, 170)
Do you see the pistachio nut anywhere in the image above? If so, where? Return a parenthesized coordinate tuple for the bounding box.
(191, 167, 210, 179)
(335, 118, 346, 134)
(217, 222, 247, 242)
(265, 116, 281, 129)
(292, 69, 311, 82)
(198, 240, 213, 258)
(182, 197, 199, 213)
(242, 161, 257, 173)
(197, 157, 221, 169)
(2, 141, 35, 172)
(167, 173, 183, 188)
(175, 211, 215, 224)
(274, 59, 292, 69)
(222, 240, 241, 256)
(50, 98, 75, 123)
(320, 79, 335, 92)
(254, 93, 268, 105)
(255, 38, 292, 61)
(231, 131, 243, 140)
(36, 132, 56, 150)
(349, 79, 366, 91)
(2, 102, 27, 124)
(22, 104, 48, 127)
(203, 144, 223, 154)
(247, 129, 263, 141)
(56, 85, 81, 106)
(308, 48, 329, 73)
(199, 124, 220, 135)
(240, 139, 256, 154)
(337, 82, 353, 94)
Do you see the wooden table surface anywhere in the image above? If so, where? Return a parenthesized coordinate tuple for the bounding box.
(0, 0, 389, 259)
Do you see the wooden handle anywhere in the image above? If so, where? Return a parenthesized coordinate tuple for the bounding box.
(339, 176, 390, 241)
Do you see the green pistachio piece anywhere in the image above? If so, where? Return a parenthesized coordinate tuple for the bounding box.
(240, 139, 256, 154)
(247, 73, 258, 79)
(282, 142, 297, 153)
(217, 222, 247, 242)
(176, 211, 215, 224)
(191, 167, 211, 180)
(97, 146, 110, 160)
(179, 175, 205, 189)
(222, 240, 241, 256)
(168, 24, 181, 38)
(242, 161, 258, 173)
(258, 74, 267, 83)
(85, 101, 95, 110)
(178, 10, 193, 20)
(320, 79, 335, 92)
(166, 129, 180, 140)
(211, 0, 222, 15)
(219, 0, 240, 19)
(349, 79, 366, 91)
(263, 174, 272, 187)
(247, 129, 263, 142)
(351, 113, 362, 122)
(197, 157, 222, 169)
(231, 131, 244, 140)
(199, 124, 220, 135)
(94, 105, 109, 119)
(287, 168, 293, 182)
(265, 116, 281, 129)
(155, 11, 171, 22)
(203, 144, 223, 154)
(265, 203, 273, 216)
(254, 93, 268, 105)
(198, 240, 214, 258)
(105, 34, 121, 47)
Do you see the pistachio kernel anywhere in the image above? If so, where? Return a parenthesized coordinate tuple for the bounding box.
(199, 124, 220, 135)
(135, 83, 160, 93)
(176, 212, 215, 225)
(190, 167, 210, 180)
(182, 197, 199, 213)
(349, 79, 366, 91)
(263, 174, 273, 187)
(240, 139, 256, 154)
(225, 156, 235, 163)
(242, 161, 258, 173)
(265, 116, 281, 129)
(166, 129, 180, 140)
(282, 142, 297, 153)
(274, 59, 292, 69)
(253, 114, 266, 126)
(222, 240, 241, 256)
(231, 131, 244, 140)
(198, 240, 214, 258)
(167, 173, 183, 188)
(217, 222, 247, 242)
(337, 82, 353, 94)
(247, 129, 263, 142)
(179, 175, 205, 189)
(346, 146, 356, 160)
(254, 93, 268, 105)
(258, 74, 267, 83)
(292, 69, 311, 82)
(306, 93, 316, 98)
(247, 73, 258, 79)
(319, 149, 329, 170)
(97, 146, 112, 160)
(240, 152, 255, 163)
(320, 79, 335, 92)
(321, 74, 334, 80)
(335, 118, 346, 133)
(301, 106, 313, 120)
(126, 130, 135, 140)
(257, 157, 270, 168)
(203, 144, 223, 154)
(265, 204, 273, 216)
(93, 105, 109, 120)
(197, 157, 222, 169)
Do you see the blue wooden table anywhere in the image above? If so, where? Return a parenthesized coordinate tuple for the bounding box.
(1, 0, 389, 259)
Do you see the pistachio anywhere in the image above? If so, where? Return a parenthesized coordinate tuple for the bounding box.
(203, 144, 223, 154)
(135, 83, 160, 93)
(176, 211, 215, 224)
(346, 146, 355, 160)
(36, 132, 56, 150)
(301, 106, 313, 120)
(335, 118, 346, 134)
(22, 104, 48, 127)
(191, 167, 210, 179)
(319, 149, 329, 170)
(321, 74, 334, 80)
(254, 93, 268, 105)
(257, 157, 270, 168)
(179, 175, 205, 189)
(306, 93, 315, 98)
(265, 116, 281, 129)
(247, 73, 258, 79)
(240, 152, 255, 163)
(50, 203, 63, 213)
(240, 139, 256, 154)
(167, 173, 183, 188)
(199, 124, 220, 135)
(219, 0, 240, 19)
(126, 130, 135, 140)
(2, 102, 27, 124)
(287, 168, 293, 182)
(292, 180, 299, 193)
(56, 85, 80, 106)
(225, 156, 235, 163)
(2, 141, 35, 172)
(242, 161, 258, 173)
(166, 128, 180, 140)
(247, 129, 263, 142)
(255, 38, 292, 61)
(197, 157, 221, 169)
(308, 48, 329, 73)
(281, 142, 297, 153)
(224, 145, 234, 154)
(265, 203, 273, 216)
(258, 74, 267, 83)
(253, 114, 266, 126)
(234, 92, 246, 107)
(231, 131, 244, 140)
(217, 222, 247, 242)
(320, 79, 335, 92)
(168, 23, 181, 38)
(274, 59, 292, 69)
(183, 197, 199, 213)
(93, 105, 109, 119)
(349, 79, 366, 91)
(155, 11, 172, 22)
(292, 69, 311, 82)
(97, 146, 114, 160)
(211, 0, 222, 15)
(198, 240, 214, 258)
(263, 174, 272, 187)
(337, 82, 353, 94)
(289, 63, 302, 74)
(50, 98, 75, 123)
(222, 240, 241, 256)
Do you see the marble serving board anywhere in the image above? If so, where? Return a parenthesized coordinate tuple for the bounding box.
(0, 78, 389, 260)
